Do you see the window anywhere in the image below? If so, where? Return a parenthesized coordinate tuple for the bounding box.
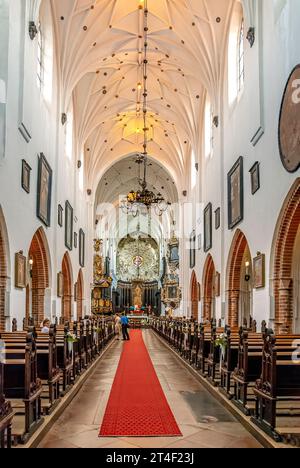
(238, 20, 245, 93)
(204, 96, 213, 159)
(228, 6, 245, 105)
(36, 24, 44, 90)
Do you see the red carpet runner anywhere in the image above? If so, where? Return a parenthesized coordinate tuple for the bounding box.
(99, 330, 182, 437)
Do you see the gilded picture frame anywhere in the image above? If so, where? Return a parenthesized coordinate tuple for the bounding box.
(228, 157, 244, 230)
(15, 252, 26, 289)
(253, 253, 265, 289)
(37, 153, 53, 227)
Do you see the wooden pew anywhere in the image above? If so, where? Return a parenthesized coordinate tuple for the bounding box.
(251, 330, 300, 442)
(219, 327, 240, 396)
(207, 325, 227, 386)
(197, 323, 212, 375)
(232, 328, 264, 413)
(0, 353, 13, 449)
(191, 323, 201, 367)
(1, 331, 43, 444)
(56, 325, 73, 394)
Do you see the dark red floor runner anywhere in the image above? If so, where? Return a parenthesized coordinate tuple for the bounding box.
(99, 330, 182, 437)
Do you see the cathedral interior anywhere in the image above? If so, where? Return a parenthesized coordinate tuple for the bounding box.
(0, 0, 300, 450)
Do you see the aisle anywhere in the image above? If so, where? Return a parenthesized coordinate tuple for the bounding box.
(99, 330, 181, 437)
(38, 331, 262, 448)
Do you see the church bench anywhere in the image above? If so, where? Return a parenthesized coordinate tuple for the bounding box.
(191, 324, 201, 366)
(82, 319, 93, 365)
(56, 326, 74, 393)
(231, 332, 264, 410)
(207, 325, 230, 386)
(219, 327, 241, 396)
(1, 332, 43, 444)
(233, 331, 300, 416)
(1, 327, 60, 415)
(70, 322, 83, 379)
(251, 330, 300, 441)
(0, 359, 14, 449)
(219, 322, 267, 401)
(197, 324, 212, 376)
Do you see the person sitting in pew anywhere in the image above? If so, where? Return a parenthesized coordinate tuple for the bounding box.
(41, 319, 51, 334)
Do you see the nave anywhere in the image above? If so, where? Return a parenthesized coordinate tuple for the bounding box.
(37, 331, 261, 449)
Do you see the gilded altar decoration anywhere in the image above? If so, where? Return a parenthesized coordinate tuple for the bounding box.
(117, 236, 159, 282)
(161, 274, 182, 310)
(92, 239, 113, 315)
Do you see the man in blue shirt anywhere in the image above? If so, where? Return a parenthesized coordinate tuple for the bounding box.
(121, 313, 130, 341)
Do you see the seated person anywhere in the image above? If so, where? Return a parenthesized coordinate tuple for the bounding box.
(41, 318, 51, 334)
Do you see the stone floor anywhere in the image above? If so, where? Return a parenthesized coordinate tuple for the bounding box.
(38, 331, 262, 449)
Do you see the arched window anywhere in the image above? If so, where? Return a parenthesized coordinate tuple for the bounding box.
(238, 19, 245, 93)
(228, 5, 245, 105)
(37, 1, 54, 103)
(204, 96, 213, 159)
(36, 23, 44, 90)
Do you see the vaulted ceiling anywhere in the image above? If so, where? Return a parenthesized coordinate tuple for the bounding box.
(48, 0, 245, 191)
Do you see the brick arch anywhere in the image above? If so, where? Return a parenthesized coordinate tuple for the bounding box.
(76, 269, 84, 320)
(62, 252, 73, 322)
(271, 179, 300, 334)
(190, 270, 199, 321)
(226, 229, 252, 327)
(28, 227, 51, 326)
(202, 254, 216, 321)
(0, 207, 10, 332)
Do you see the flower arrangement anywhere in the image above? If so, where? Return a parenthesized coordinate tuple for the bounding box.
(66, 332, 77, 343)
(215, 333, 227, 351)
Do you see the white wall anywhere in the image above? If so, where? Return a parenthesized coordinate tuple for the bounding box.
(0, 0, 93, 328)
(182, 0, 300, 325)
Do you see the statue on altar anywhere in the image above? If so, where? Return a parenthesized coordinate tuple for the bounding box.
(133, 284, 142, 308)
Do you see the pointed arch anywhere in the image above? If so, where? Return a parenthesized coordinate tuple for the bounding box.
(226, 229, 252, 328)
(190, 270, 199, 322)
(271, 179, 300, 333)
(0, 206, 10, 331)
(202, 254, 216, 321)
(76, 269, 84, 320)
(28, 227, 51, 325)
(62, 252, 73, 322)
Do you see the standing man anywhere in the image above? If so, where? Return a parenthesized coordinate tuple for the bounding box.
(121, 312, 130, 341)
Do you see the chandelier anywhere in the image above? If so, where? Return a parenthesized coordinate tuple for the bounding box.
(120, 1, 169, 218)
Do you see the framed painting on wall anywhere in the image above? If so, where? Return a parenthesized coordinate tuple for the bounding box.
(215, 208, 221, 230)
(228, 157, 244, 230)
(250, 162, 260, 195)
(65, 201, 74, 251)
(74, 232, 78, 249)
(79, 229, 85, 268)
(190, 231, 196, 269)
(58, 205, 63, 227)
(21, 160, 32, 193)
(37, 153, 53, 227)
(253, 253, 265, 289)
(15, 252, 26, 289)
(215, 272, 221, 297)
(57, 272, 64, 298)
(204, 203, 212, 253)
